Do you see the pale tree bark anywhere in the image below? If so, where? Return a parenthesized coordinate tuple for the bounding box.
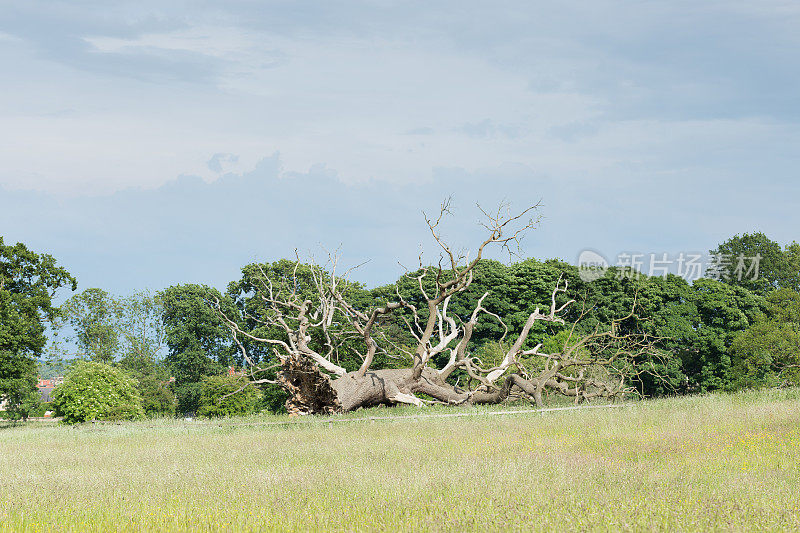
(214, 201, 664, 414)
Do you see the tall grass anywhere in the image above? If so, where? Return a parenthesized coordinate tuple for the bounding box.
(1, 389, 799, 532)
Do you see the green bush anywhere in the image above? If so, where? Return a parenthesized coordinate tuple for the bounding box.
(136, 374, 177, 418)
(117, 355, 177, 418)
(260, 382, 289, 414)
(19, 391, 45, 419)
(51, 361, 144, 424)
(197, 374, 260, 418)
(729, 321, 800, 389)
(1, 390, 43, 421)
(175, 382, 203, 416)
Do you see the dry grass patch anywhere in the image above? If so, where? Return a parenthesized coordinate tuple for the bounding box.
(1, 389, 799, 532)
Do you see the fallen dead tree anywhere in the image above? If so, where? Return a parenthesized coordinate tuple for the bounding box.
(214, 201, 664, 414)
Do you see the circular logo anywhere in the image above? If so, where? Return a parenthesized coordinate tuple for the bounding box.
(577, 250, 609, 282)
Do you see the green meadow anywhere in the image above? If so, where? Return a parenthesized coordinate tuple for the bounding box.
(2, 389, 799, 532)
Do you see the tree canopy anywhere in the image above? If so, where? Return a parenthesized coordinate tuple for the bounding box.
(708, 232, 800, 294)
(1, 237, 75, 418)
(4, 221, 796, 420)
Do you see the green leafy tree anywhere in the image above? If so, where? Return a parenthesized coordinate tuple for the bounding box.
(709, 232, 799, 294)
(197, 374, 260, 418)
(0, 237, 76, 419)
(160, 284, 236, 414)
(784, 242, 800, 291)
(682, 279, 767, 391)
(372, 259, 683, 396)
(118, 355, 176, 418)
(5, 390, 44, 421)
(56, 289, 166, 364)
(730, 321, 800, 388)
(227, 261, 378, 410)
(632, 274, 695, 394)
(135, 373, 177, 417)
(54, 289, 172, 416)
(560, 269, 764, 393)
(623, 274, 765, 393)
(59, 288, 120, 363)
(729, 289, 800, 388)
(51, 361, 144, 423)
(763, 287, 800, 324)
(227, 260, 365, 368)
(116, 290, 166, 362)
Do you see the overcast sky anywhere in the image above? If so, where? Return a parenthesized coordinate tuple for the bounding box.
(1, 1, 799, 294)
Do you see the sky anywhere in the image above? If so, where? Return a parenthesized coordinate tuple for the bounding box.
(1, 1, 799, 295)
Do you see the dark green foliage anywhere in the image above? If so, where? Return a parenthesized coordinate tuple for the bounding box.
(135, 373, 177, 417)
(633, 275, 767, 393)
(371, 259, 679, 395)
(160, 284, 236, 414)
(51, 361, 144, 423)
(368, 257, 776, 396)
(785, 242, 800, 291)
(0, 237, 76, 419)
(161, 284, 234, 381)
(174, 382, 203, 416)
(119, 354, 176, 418)
(169, 347, 226, 389)
(709, 233, 800, 294)
(259, 382, 290, 414)
(683, 279, 767, 391)
(728, 289, 800, 389)
(764, 287, 800, 324)
(4, 390, 44, 421)
(729, 321, 800, 388)
(30, 399, 50, 418)
(0, 353, 37, 420)
(197, 374, 260, 418)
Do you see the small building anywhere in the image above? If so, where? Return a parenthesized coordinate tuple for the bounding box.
(37, 377, 64, 403)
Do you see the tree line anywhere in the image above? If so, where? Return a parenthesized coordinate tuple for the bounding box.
(1, 226, 798, 422)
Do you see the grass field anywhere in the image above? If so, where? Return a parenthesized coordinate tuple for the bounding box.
(1, 390, 799, 532)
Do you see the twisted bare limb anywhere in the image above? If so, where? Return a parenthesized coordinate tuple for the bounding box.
(214, 202, 663, 414)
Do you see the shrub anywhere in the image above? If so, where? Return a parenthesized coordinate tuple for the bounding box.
(260, 383, 289, 414)
(18, 390, 45, 420)
(118, 355, 177, 418)
(198, 374, 260, 418)
(175, 382, 203, 416)
(729, 321, 800, 389)
(137, 374, 177, 418)
(51, 361, 144, 423)
(1, 389, 43, 421)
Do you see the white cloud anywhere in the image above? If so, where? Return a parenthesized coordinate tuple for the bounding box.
(2, 1, 798, 295)
(1, 1, 798, 197)
(0, 31, 22, 42)
(1, 20, 604, 193)
(84, 26, 259, 58)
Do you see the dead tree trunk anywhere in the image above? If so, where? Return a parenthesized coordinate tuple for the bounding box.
(214, 200, 662, 414)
